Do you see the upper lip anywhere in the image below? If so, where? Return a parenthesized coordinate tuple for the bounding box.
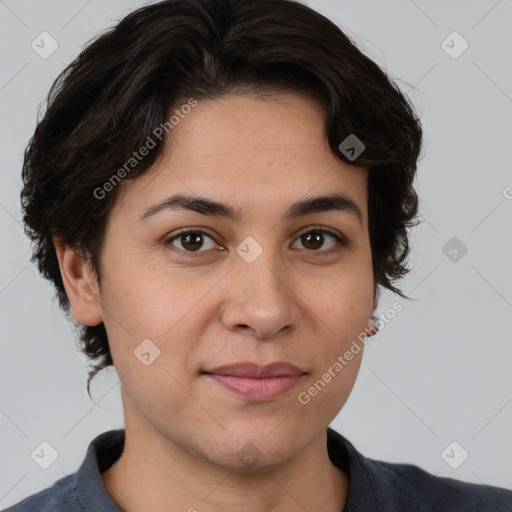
(203, 362, 305, 378)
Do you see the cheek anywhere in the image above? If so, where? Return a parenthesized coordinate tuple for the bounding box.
(98, 259, 223, 402)
(300, 263, 372, 405)
(311, 270, 374, 343)
(297, 281, 367, 408)
(100, 254, 217, 339)
(306, 290, 367, 390)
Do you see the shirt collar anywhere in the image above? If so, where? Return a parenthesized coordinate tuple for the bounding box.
(74, 429, 126, 511)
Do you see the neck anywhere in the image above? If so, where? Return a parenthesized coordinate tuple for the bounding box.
(101, 422, 349, 512)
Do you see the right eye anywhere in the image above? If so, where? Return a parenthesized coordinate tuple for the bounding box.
(165, 229, 221, 256)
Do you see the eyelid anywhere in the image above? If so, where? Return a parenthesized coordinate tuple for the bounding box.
(295, 224, 347, 243)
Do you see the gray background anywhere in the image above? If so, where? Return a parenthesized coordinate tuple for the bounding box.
(1, 0, 511, 508)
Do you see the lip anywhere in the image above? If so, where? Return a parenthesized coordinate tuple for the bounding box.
(203, 362, 306, 401)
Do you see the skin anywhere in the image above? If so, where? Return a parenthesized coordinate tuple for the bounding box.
(55, 92, 378, 512)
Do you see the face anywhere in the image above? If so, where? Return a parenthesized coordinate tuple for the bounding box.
(65, 93, 377, 470)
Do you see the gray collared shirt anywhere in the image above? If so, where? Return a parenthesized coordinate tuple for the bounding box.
(4, 428, 512, 511)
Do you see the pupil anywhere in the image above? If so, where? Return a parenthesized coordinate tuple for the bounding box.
(303, 231, 323, 250)
(183, 233, 203, 251)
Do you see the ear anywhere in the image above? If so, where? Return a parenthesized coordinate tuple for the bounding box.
(53, 238, 103, 326)
(364, 288, 380, 337)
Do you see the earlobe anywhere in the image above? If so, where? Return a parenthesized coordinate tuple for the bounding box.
(366, 290, 379, 337)
(53, 238, 103, 326)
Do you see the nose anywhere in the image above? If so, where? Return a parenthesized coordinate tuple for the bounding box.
(220, 248, 301, 339)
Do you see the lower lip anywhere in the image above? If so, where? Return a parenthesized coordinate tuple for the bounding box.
(205, 374, 304, 401)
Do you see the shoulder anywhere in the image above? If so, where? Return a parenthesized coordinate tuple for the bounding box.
(367, 457, 512, 511)
(3, 473, 79, 511)
(327, 428, 511, 511)
(3, 429, 125, 512)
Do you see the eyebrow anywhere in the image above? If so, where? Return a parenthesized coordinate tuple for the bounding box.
(138, 192, 363, 225)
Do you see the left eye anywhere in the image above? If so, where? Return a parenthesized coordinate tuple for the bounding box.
(166, 228, 346, 255)
(291, 229, 346, 252)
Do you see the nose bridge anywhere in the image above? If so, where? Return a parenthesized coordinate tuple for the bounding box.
(221, 234, 301, 338)
(244, 227, 295, 281)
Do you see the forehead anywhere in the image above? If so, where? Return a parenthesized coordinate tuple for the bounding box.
(114, 93, 368, 221)
(169, 93, 326, 150)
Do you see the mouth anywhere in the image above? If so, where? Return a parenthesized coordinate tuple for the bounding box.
(202, 362, 307, 402)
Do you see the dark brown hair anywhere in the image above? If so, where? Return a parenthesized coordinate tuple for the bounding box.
(21, 0, 423, 396)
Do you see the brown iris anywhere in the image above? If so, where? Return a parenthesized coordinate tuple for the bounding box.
(181, 232, 204, 251)
(301, 231, 325, 250)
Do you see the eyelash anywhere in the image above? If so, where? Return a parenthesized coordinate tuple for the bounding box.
(165, 226, 348, 258)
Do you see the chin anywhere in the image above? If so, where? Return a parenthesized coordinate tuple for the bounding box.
(203, 422, 306, 471)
